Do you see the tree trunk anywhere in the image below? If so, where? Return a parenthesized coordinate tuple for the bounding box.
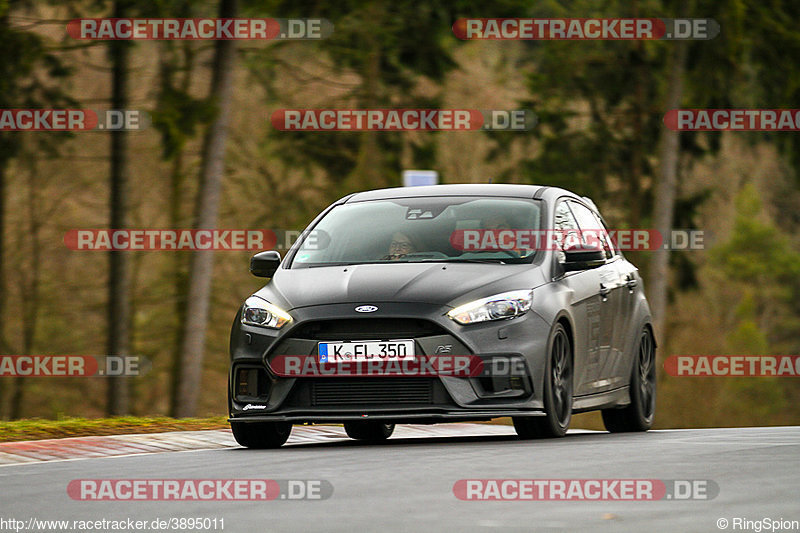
(0, 163, 7, 419)
(0, 12, 10, 420)
(166, 43, 196, 417)
(106, 0, 132, 415)
(356, 42, 381, 187)
(168, 150, 190, 416)
(649, 41, 688, 343)
(174, 0, 238, 417)
(10, 162, 42, 419)
(345, 3, 383, 192)
(628, 0, 644, 227)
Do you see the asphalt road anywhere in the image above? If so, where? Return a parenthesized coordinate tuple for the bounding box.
(1, 425, 798, 533)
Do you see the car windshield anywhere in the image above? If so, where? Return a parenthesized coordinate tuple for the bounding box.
(290, 196, 542, 267)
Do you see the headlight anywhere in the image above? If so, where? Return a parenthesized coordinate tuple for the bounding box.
(241, 296, 292, 329)
(447, 290, 533, 325)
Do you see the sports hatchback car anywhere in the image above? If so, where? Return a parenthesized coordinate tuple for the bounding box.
(229, 184, 656, 447)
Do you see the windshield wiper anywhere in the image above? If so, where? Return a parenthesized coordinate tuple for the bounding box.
(434, 258, 508, 264)
(298, 258, 514, 267)
(301, 262, 360, 268)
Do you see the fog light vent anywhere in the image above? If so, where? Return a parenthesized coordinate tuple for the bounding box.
(235, 367, 270, 400)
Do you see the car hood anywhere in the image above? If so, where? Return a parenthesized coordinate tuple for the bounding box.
(255, 262, 547, 310)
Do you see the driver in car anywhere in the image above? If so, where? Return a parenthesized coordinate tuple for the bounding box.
(382, 231, 419, 260)
(483, 214, 512, 231)
(482, 214, 527, 257)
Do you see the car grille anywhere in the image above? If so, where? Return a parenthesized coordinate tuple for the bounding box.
(289, 318, 447, 341)
(310, 378, 434, 406)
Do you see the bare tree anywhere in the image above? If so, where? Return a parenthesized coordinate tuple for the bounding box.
(0, 4, 73, 417)
(164, 42, 199, 416)
(175, 0, 238, 417)
(9, 153, 44, 418)
(106, 0, 133, 415)
(650, 41, 688, 343)
(0, 161, 6, 418)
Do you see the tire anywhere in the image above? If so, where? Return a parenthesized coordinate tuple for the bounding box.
(231, 421, 292, 448)
(343, 421, 395, 442)
(513, 323, 573, 439)
(602, 326, 656, 433)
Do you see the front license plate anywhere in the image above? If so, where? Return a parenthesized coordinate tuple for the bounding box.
(318, 340, 415, 362)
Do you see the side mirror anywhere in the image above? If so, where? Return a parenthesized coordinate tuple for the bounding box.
(250, 251, 281, 278)
(563, 243, 606, 272)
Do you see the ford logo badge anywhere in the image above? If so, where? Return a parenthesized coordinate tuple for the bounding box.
(355, 305, 378, 313)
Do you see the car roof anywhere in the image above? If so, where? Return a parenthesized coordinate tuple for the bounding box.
(344, 183, 581, 203)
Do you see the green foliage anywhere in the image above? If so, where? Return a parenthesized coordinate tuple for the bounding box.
(722, 286, 786, 420)
(711, 184, 800, 388)
(149, 1, 216, 160)
(738, 1, 800, 177)
(519, 0, 669, 212)
(243, 0, 530, 191)
(152, 74, 214, 160)
(727, 291, 768, 354)
(0, 6, 75, 163)
(711, 183, 800, 283)
(0, 0, 798, 428)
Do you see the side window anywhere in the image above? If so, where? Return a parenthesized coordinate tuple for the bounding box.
(554, 201, 578, 232)
(553, 201, 581, 260)
(568, 201, 614, 259)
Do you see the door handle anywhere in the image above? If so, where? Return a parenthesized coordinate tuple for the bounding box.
(625, 274, 638, 292)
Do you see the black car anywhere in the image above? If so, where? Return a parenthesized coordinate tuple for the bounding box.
(228, 184, 656, 448)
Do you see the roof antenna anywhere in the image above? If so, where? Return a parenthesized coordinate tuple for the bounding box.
(488, 177, 493, 184)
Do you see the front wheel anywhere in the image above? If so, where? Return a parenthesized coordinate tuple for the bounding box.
(514, 323, 573, 439)
(231, 421, 292, 448)
(602, 326, 656, 432)
(344, 421, 395, 442)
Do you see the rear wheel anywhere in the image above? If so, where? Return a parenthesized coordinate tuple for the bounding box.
(231, 421, 292, 448)
(514, 323, 573, 439)
(602, 326, 656, 432)
(344, 421, 395, 442)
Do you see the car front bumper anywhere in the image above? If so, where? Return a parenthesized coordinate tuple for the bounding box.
(229, 302, 553, 423)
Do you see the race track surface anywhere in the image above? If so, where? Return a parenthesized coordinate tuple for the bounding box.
(0, 424, 797, 533)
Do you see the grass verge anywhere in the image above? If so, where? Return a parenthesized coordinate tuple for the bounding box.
(0, 416, 229, 443)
